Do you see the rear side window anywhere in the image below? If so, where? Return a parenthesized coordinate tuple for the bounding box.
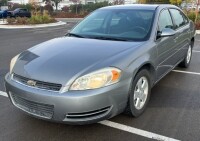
(158, 9, 173, 31)
(169, 9, 187, 29)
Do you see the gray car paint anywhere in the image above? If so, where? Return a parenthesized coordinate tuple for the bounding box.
(13, 37, 145, 86)
(5, 4, 196, 124)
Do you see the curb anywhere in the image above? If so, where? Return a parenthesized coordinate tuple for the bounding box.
(56, 18, 83, 20)
(55, 18, 83, 23)
(0, 21, 66, 29)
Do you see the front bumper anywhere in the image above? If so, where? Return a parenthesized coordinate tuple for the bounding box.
(5, 73, 131, 124)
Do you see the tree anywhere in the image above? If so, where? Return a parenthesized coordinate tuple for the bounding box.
(51, 0, 62, 10)
(0, 0, 8, 6)
(113, 0, 124, 5)
(195, 0, 200, 23)
(29, 0, 40, 14)
(169, 0, 182, 5)
(69, 0, 81, 14)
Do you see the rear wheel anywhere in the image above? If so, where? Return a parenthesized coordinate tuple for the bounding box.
(125, 69, 151, 117)
(179, 44, 192, 68)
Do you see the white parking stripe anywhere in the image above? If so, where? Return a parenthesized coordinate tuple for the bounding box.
(193, 50, 200, 53)
(100, 120, 180, 141)
(0, 91, 8, 97)
(173, 70, 200, 76)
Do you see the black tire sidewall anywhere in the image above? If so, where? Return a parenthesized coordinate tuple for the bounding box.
(128, 69, 151, 117)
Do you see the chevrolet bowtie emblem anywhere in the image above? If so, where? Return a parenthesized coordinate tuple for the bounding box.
(27, 80, 36, 86)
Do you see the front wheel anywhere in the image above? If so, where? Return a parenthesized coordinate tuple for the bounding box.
(125, 69, 151, 117)
(179, 44, 192, 68)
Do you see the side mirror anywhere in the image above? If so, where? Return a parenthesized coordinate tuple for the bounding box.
(157, 28, 176, 38)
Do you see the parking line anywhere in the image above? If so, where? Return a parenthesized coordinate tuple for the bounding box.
(0, 91, 8, 97)
(100, 120, 180, 141)
(193, 50, 200, 53)
(173, 70, 200, 76)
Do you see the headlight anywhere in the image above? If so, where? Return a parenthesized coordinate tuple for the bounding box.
(69, 67, 121, 91)
(10, 54, 20, 74)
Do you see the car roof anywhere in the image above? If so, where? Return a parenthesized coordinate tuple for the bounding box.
(100, 4, 177, 10)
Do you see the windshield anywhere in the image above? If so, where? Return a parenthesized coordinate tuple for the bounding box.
(70, 9, 155, 41)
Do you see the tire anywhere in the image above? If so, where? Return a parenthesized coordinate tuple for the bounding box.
(125, 69, 151, 117)
(179, 43, 193, 68)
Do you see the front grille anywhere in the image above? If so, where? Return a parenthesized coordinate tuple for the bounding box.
(66, 106, 111, 119)
(11, 94, 54, 119)
(13, 74, 62, 91)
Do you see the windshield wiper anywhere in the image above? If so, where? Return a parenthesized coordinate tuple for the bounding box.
(91, 36, 130, 41)
(67, 33, 85, 38)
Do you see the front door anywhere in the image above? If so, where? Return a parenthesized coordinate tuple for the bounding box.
(155, 9, 177, 80)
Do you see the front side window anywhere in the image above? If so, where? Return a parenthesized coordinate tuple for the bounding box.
(158, 9, 173, 31)
(169, 9, 186, 29)
(70, 9, 155, 41)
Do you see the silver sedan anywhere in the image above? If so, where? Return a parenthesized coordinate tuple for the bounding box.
(5, 4, 195, 124)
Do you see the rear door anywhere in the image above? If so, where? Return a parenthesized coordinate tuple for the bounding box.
(169, 8, 190, 61)
(155, 9, 177, 80)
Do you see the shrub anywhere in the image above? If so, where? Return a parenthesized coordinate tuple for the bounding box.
(69, 2, 110, 14)
(83, 2, 111, 13)
(52, 11, 88, 18)
(27, 14, 56, 24)
(7, 18, 16, 24)
(197, 14, 200, 21)
(28, 15, 43, 24)
(62, 6, 69, 12)
(16, 17, 28, 25)
(187, 12, 196, 22)
(195, 20, 200, 30)
(6, 13, 56, 25)
(70, 4, 83, 14)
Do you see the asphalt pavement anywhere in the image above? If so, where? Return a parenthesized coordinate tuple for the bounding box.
(0, 23, 200, 141)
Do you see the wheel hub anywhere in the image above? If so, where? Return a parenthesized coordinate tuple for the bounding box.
(134, 76, 149, 110)
(186, 45, 192, 64)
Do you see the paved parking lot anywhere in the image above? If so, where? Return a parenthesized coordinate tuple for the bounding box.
(0, 23, 200, 141)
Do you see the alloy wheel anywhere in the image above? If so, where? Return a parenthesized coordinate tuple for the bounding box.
(133, 76, 149, 110)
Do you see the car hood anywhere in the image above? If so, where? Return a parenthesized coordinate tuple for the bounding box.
(13, 37, 143, 85)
